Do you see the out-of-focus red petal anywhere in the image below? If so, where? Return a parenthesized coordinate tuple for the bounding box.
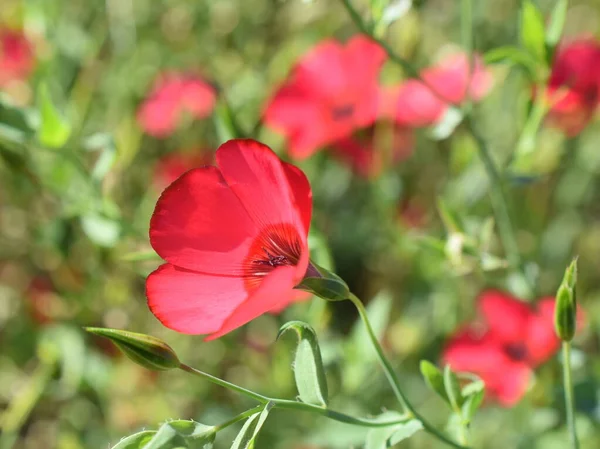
(293, 40, 348, 100)
(281, 161, 312, 234)
(478, 290, 531, 344)
(526, 297, 560, 366)
(443, 326, 531, 406)
(216, 139, 306, 233)
(153, 150, 214, 190)
(149, 166, 256, 274)
(0, 29, 34, 86)
(146, 264, 249, 335)
(206, 265, 300, 340)
(395, 80, 445, 126)
(181, 78, 217, 118)
(137, 96, 179, 137)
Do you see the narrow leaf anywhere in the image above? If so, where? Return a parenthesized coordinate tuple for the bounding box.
(545, 0, 568, 52)
(420, 360, 449, 405)
(365, 411, 415, 449)
(111, 431, 156, 449)
(144, 420, 216, 449)
(461, 388, 485, 424)
(230, 403, 273, 449)
(278, 321, 328, 406)
(521, 0, 547, 64)
(443, 365, 464, 412)
(388, 420, 423, 446)
(37, 83, 71, 148)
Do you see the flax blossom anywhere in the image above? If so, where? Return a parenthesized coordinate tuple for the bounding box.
(0, 29, 34, 87)
(442, 291, 561, 406)
(392, 53, 493, 127)
(153, 150, 214, 190)
(146, 139, 314, 339)
(264, 36, 386, 159)
(544, 39, 600, 136)
(137, 72, 217, 137)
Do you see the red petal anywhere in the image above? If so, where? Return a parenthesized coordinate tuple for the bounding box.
(268, 290, 312, 314)
(294, 40, 348, 100)
(146, 264, 249, 335)
(216, 139, 306, 234)
(149, 166, 257, 274)
(443, 327, 531, 406)
(478, 290, 531, 344)
(394, 80, 445, 126)
(206, 265, 300, 340)
(526, 298, 561, 366)
(281, 161, 312, 234)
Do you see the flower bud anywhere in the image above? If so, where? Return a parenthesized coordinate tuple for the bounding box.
(85, 327, 180, 370)
(554, 258, 578, 342)
(296, 261, 350, 301)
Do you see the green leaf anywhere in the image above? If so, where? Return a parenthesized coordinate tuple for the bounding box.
(296, 261, 349, 301)
(277, 321, 328, 406)
(461, 388, 485, 424)
(545, 0, 568, 52)
(81, 214, 121, 247)
(37, 83, 72, 148)
(388, 420, 424, 446)
(85, 328, 180, 371)
(420, 360, 449, 405)
(365, 411, 420, 449)
(521, 0, 547, 65)
(230, 403, 273, 449)
(144, 420, 216, 449)
(84, 132, 117, 181)
(111, 431, 156, 449)
(443, 365, 464, 412)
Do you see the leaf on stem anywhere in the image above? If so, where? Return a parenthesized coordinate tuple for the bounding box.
(37, 83, 72, 149)
(366, 411, 423, 449)
(520, 0, 547, 66)
(230, 402, 274, 449)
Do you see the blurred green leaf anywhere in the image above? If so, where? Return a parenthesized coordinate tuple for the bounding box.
(388, 420, 423, 445)
(545, 0, 568, 53)
(230, 402, 273, 449)
(111, 431, 156, 449)
(365, 411, 420, 449)
(277, 321, 328, 406)
(429, 107, 463, 141)
(420, 360, 449, 405)
(484, 46, 537, 78)
(84, 133, 117, 181)
(381, 0, 412, 26)
(461, 387, 485, 424)
(443, 365, 464, 412)
(37, 83, 72, 149)
(85, 328, 180, 371)
(81, 214, 121, 247)
(0, 95, 35, 145)
(520, 0, 547, 65)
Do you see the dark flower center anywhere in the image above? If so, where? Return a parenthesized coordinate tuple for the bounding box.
(504, 343, 528, 362)
(331, 104, 355, 121)
(243, 223, 303, 291)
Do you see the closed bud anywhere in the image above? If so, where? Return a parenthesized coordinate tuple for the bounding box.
(85, 327, 180, 370)
(554, 258, 578, 342)
(296, 261, 350, 301)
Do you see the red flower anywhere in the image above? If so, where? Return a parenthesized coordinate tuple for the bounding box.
(332, 125, 414, 178)
(0, 29, 34, 87)
(153, 150, 214, 190)
(442, 291, 561, 406)
(392, 53, 492, 127)
(545, 39, 600, 136)
(137, 72, 217, 138)
(146, 139, 313, 340)
(264, 36, 387, 159)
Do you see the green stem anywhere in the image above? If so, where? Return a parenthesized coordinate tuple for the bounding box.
(348, 293, 469, 449)
(179, 364, 410, 428)
(562, 342, 579, 449)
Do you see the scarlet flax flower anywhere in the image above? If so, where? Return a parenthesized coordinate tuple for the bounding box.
(392, 53, 493, 127)
(137, 72, 217, 137)
(146, 139, 314, 339)
(442, 291, 561, 406)
(264, 36, 387, 159)
(544, 39, 600, 136)
(153, 150, 214, 190)
(0, 29, 34, 87)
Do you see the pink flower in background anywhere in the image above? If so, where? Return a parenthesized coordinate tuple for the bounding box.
(392, 53, 493, 127)
(333, 126, 414, 178)
(442, 291, 562, 406)
(153, 150, 214, 190)
(264, 36, 387, 159)
(544, 39, 600, 136)
(0, 29, 34, 87)
(137, 72, 217, 138)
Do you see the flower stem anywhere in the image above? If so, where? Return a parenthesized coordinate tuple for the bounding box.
(178, 363, 411, 428)
(562, 342, 579, 449)
(347, 293, 469, 449)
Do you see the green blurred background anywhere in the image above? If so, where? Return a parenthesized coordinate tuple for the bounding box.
(1, 0, 600, 448)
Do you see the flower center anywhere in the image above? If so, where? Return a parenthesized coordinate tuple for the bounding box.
(504, 343, 528, 362)
(331, 104, 355, 121)
(243, 223, 303, 291)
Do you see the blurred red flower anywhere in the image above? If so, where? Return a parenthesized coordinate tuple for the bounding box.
(391, 53, 493, 127)
(153, 150, 214, 190)
(442, 290, 561, 406)
(332, 125, 414, 178)
(264, 36, 386, 159)
(0, 29, 34, 87)
(545, 39, 600, 136)
(146, 139, 313, 340)
(137, 72, 217, 137)
(25, 276, 55, 325)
